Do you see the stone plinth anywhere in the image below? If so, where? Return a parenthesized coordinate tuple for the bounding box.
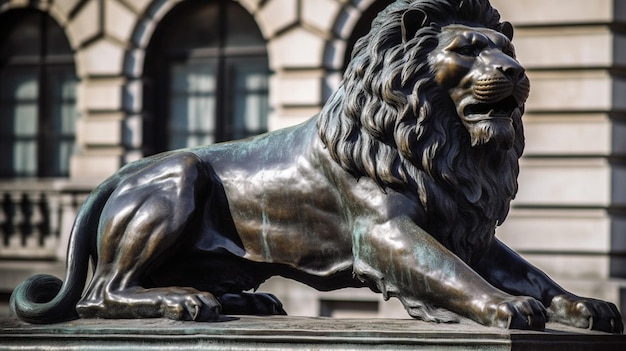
(1, 316, 625, 351)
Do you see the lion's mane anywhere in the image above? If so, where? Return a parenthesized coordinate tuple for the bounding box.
(318, 0, 525, 264)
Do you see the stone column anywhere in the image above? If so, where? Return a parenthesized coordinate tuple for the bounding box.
(62, 0, 148, 180)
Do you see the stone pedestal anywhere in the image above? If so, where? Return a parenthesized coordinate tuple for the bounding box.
(1, 316, 625, 350)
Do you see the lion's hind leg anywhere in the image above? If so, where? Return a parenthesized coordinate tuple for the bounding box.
(78, 285, 220, 321)
(76, 152, 221, 321)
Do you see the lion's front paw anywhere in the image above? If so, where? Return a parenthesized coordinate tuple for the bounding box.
(481, 295, 546, 330)
(547, 294, 623, 334)
(161, 289, 221, 321)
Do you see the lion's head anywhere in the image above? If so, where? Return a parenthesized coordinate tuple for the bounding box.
(318, 0, 528, 263)
(431, 23, 529, 150)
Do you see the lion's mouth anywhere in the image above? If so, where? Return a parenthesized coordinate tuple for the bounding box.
(462, 96, 519, 121)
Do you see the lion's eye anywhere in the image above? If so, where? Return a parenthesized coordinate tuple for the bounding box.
(454, 45, 479, 57)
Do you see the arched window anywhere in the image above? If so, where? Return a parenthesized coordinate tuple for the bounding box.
(143, 0, 269, 155)
(0, 9, 78, 178)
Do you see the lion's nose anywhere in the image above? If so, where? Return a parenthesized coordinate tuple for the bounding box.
(498, 64, 525, 83)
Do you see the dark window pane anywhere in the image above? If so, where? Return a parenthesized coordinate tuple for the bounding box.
(228, 58, 269, 139)
(161, 1, 220, 53)
(169, 60, 217, 149)
(0, 10, 41, 58)
(144, 0, 269, 154)
(46, 65, 77, 133)
(225, 2, 265, 48)
(46, 16, 74, 56)
(0, 67, 39, 177)
(43, 64, 77, 177)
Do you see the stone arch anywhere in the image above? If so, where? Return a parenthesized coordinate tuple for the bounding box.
(323, 0, 377, 72)
(124, 0, 182, 78)
(123, 0, 272, 129)
(126, 0, 270, 79)
(119, 0, 185, 160)
(320, 0, 391, 101)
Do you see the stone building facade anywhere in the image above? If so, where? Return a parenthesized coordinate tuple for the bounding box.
(0, 0, 625, 320)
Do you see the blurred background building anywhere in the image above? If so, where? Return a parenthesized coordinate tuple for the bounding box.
(0, 0, 625, 321)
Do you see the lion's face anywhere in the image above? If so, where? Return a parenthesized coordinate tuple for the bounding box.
(430, 24, 530, 149)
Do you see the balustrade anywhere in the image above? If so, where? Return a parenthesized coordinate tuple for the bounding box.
(0, 181, 92, 260)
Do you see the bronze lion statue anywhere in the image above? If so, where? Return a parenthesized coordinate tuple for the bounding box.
(11, 0, 623, 333)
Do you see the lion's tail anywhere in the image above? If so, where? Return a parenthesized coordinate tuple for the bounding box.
(9, 178, 118, 324)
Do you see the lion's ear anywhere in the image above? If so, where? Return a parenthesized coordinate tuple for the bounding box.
(402, 9, 427, 44)
(499, 21, 514, 41)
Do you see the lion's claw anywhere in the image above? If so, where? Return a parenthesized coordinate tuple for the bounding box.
(162, 290, 221, 321)
(547, 294, 623, 334)
(505, 297, 546, 330)
(482, 295, 546, 330)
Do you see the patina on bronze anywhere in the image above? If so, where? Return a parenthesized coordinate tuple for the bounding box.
(10, 0, 623, 333)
